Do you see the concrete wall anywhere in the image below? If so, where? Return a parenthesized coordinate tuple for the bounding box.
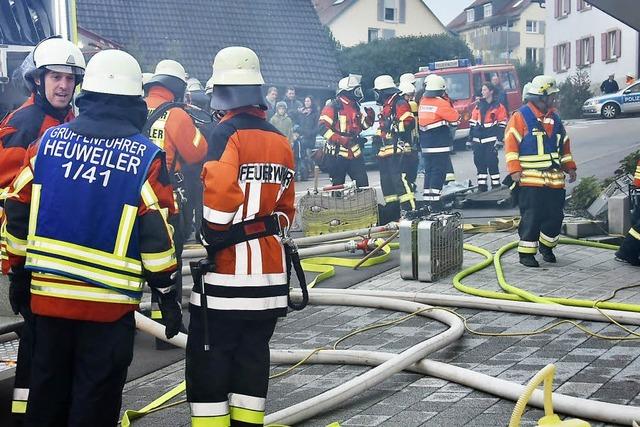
(329, 0, 445, 47)
(544, 3, 639, 91)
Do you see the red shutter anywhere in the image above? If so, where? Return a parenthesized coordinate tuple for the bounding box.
(566, 42, 571, 70)
(576, 40, 582, 66)
(577, 0, 583, 11)
(601, 32, 608, 60)
(555, 0, 560, 18)
(565, 0, 571, 14)
(615, 29, 622, 58)
(553, 45, 558, 72)
(589, 36, 595, 64)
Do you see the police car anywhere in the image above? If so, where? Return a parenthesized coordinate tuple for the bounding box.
(582, 81, 640, 119)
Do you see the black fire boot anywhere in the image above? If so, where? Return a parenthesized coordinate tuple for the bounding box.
(538, 245, 557, 263)
(615, 251, 640, 266)
(519, 254, 540, 268)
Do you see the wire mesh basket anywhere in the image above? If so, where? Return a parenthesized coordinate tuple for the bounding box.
(297, 184, 378, 236)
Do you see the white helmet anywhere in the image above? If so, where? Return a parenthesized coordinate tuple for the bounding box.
(528, 75, 559, 96)
(211, 46, 265, 86)
(626, 72, 635, 79)
(522, 83, 532, 102)
(142, 73, 154, 86)
(424, 74, 446, 92)
(373, 75, 396, 91)
(186, 77, 204, 93)
(152, 60, 187, 83)
(32, 37, 85, 75)
(337, 74, 362, 92)
(205, 76, 214, 95)
(399, 73, 416, 85)
(399, 81, 416, 96)
(82, 49, 143, 96)
(145, 59, 188, 99)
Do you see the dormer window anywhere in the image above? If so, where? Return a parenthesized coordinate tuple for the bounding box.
(484, 3, 492, 18)
(466, 8, 475, 23)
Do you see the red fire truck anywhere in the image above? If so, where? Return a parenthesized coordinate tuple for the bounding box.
(414, 59, 522, 145)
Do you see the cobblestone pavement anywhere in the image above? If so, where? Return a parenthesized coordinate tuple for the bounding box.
(121, 232, 640, 426)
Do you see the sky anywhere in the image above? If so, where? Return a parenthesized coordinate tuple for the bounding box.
(423, 0, 475, 26)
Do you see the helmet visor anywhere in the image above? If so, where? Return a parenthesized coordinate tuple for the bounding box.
(44, 65, 84, 75)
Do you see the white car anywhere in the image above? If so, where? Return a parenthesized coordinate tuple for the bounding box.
(583, 82, 640, 119)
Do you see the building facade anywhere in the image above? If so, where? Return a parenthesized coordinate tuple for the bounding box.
(314, 0, 445, 47)
(448, 0, 545, 66)
(544, 0, 640, 90)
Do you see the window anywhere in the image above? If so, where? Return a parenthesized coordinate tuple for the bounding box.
(442, 72, 471, 101)
(466, 8, 475, 23)
(381, 29, 396, 40)
(553, 43, 570, 72)
(368, 28, 380, 42)
(602, 29, 622, 61)
(384, 0, 397, 22)
(499, 71, 516, 90)
(626, 83, 640, 94)
(576, 36, 594, 66)
(577, 0, 591, 11)
(554, 0, 571, 18)
(526, 47, 539, 64)
(525, 20, 539, 33)
(484, 3, 492, 18)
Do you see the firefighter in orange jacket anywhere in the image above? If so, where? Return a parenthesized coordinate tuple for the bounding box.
(318, 74, 374, 188)
(398, 81, 420, 192)
(615, 160, 640, 265)
(504, 75, 577, 267)
(374, 74, 416, 218)
(0, 36, 85, 422)
(186, 46, 295, 427)
(469, 81, 509, 191)
(144, 59, 207, 348)
(5, 49, 181, 426)
(418, 74, 460, 210)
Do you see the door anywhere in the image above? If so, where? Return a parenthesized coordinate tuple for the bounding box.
(621, 82, 640, 113)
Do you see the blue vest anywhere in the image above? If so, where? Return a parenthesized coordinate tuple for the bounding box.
(25, 124, 160, 302)
(517, 105, 564, 170)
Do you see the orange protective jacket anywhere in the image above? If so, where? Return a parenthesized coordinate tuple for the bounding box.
(145, 86, 207, 173)
(634, 160, 640, 187)
(318, 95, 373, 159)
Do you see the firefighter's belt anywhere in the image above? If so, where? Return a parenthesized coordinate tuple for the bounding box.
(202, 215, 280, 255)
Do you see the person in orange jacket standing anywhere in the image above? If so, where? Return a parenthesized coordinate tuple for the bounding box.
(469, 81, 508, 192)
(0, 36, 85, 422)
(504, 75, 577, 267)
(615, 160, 640, 265)
(418, 74, 460, 210)
(144, 59, 207, 348)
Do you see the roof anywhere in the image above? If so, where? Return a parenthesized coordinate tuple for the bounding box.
(76, 0, 341, 90)
(313, 0, 357, 25)
(448, 0, 533, 31)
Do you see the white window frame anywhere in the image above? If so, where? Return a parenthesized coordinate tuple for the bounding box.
(559, 43, 568, 71)
(525, 20, 539, 33)
(526, 47, 538, 64)
(608, 30, 617, 59)
(484, 3, 492, 18)
(581, 37, 591, 65)
(466, 8, 475, 23)
(368, 28, 380, 42)
(384, 0, 398, 23)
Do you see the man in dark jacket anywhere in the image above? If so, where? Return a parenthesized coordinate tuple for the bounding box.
(600, 74, 620, 94)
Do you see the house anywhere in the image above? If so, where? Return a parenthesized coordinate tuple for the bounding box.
(76, 0, 342, 98)
(313, 0, 445, 47)
(544, 0, 640, 90)
(448, 0, 546, 66)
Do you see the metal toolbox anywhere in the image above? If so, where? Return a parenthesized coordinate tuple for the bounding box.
(400, 213, 463, 282)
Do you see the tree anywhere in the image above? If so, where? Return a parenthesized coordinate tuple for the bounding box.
(336, 34, 473, 94)
(557, 69, 593, 119)
(515, 61, 543, 87)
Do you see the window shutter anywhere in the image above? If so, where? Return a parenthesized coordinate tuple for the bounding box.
(601, 32, 608, 60)
(554, 0, 560, 18)
(577, 0, 582, 11)
(576, 40, 582, 66)
(565, 42, 571, 69)
(565, 0, 571, 14)
(399, 0, 406, 23)
(615, 29, 622, 58)
(589, 36, 595, 63)
(553, 46, 558, 72)
(539, 21, 545, 34)
(377, 0, 384, 21)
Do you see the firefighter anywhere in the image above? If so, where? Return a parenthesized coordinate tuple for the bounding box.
(144, 59, 207, 348)
(0, 36, 85, 421)
(186, 46, 295, 427)
(504, 75, 577, 267)
(418, 74, 460, 210)
(4, 49, 181, 426)
(615, 159, 640, 266)
(374, 74, 416, 218)
(398, 81, 419, 192)
(318, 74, 373, 188)
(469, 82, 508, 192)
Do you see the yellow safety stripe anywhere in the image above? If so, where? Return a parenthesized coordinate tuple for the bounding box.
(520, 161, 553, 169)
(11, 167, 34, 195)
(445, 173, 456, 181)
(114, 205, 137, 258)
(634, 172, 640, 181)
(338, 115, 347, 133)
(560, 154, 574, 163)
(319, 114, 333, 125)
(5, 230, 27, 256)
(507, 128, 522, 143)
(192, 128, 203, 147)
(505, 152, 519, 162)
(149, 111, 169, 149)
(28, 184, 41, 239)
(11, 401, 27, 414)
(630, 228, 640, 241)
(150, 310, 162, 319)
(141, 181, 173, 238)
(191, 415, 231, 427)
(141, 248, 176, 273)
(539, 233, 559, 248)
(29, 235, 142, 274)
(398, 111, 413, 122)
(400, 173, 416, 210)
(518, 246, 538, 254)
(230, 407, 264, 425)
(30, 278, 140, 304)
(519, 153, 559, 161)
(384, 194, 398, 202)
(323, 129, 335, 140)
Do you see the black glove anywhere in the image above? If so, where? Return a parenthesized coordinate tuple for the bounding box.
(154, 289, 182, 339)
(8, 266, 31, 317)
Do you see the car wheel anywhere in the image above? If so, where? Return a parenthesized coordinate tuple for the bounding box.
(601, 103, 619, 119)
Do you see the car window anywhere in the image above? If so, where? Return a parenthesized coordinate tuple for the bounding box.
(473, 73, 483, 97)
(626, 83, 640, 94)
(500, 71, 515, 90)
(442, 72, 470, 100)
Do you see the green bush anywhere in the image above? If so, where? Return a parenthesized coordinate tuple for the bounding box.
(557, 70, 593, 119)
(514, 61, 543, 87)
(569, 176, 602, 210)
(336, 34, 473, 97)
(616, 150, 640, 176)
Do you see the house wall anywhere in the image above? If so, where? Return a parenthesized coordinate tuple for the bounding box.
(544, 1, 639, 90)
(329, 0, 445, 47)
